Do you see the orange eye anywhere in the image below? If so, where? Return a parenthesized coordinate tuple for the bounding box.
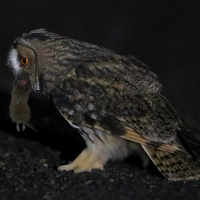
(21, 57, 29, 66)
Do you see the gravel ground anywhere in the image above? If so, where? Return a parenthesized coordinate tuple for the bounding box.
(0, 1, 200, 199)
(0, 93, 200, 200)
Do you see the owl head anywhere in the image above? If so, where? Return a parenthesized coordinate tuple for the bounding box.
(7, 29, 112, 94)
(7, 29, 58, 91)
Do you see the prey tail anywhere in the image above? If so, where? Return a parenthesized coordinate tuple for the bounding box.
(142, 145, 200, 181)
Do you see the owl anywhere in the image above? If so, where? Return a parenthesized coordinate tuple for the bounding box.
(8, 29, 200, 181)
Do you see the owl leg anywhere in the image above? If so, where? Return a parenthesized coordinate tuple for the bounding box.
(58, 127, 129, 173)
(58, 148, 105, 173)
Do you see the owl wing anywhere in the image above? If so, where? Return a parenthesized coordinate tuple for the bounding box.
(51, 58, 200, 180)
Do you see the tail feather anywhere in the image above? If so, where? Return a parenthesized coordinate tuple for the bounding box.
(84, 122, 200, 181)
(178, 126, 200, 160)
(142, 145, 200, 181)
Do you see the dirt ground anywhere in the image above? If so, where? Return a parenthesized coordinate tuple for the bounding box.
(0, 91, 200, 200)
(0, 1, 200, 199)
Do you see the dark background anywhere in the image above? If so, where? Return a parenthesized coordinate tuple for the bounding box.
(0, 0, 200, 199)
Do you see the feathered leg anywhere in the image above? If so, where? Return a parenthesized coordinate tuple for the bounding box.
(58, 127, 129, 173)
(58, 148, 105, 173)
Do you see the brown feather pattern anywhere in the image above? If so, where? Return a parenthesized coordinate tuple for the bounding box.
(8, 29, 200, 181)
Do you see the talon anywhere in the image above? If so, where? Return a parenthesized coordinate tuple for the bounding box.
(57, 149, 106, 173)
(57, 165, 71, 171)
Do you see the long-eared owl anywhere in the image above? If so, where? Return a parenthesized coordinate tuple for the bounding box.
(8, 29, 200, 181)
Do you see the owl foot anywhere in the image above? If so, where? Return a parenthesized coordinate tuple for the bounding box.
(58, 148, 105, 173)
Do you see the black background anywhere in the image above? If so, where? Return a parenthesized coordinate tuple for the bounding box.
(0, 0, 200, 199)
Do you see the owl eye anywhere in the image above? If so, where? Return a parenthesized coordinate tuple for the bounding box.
(20, 57, 29, 66)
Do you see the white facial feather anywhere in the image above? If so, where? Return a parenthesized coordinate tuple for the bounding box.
(35, 75, 41, 91)
(8, 49, 21, 75)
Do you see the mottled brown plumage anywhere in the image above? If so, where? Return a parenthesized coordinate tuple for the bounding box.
(8, 29, 200, 181)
